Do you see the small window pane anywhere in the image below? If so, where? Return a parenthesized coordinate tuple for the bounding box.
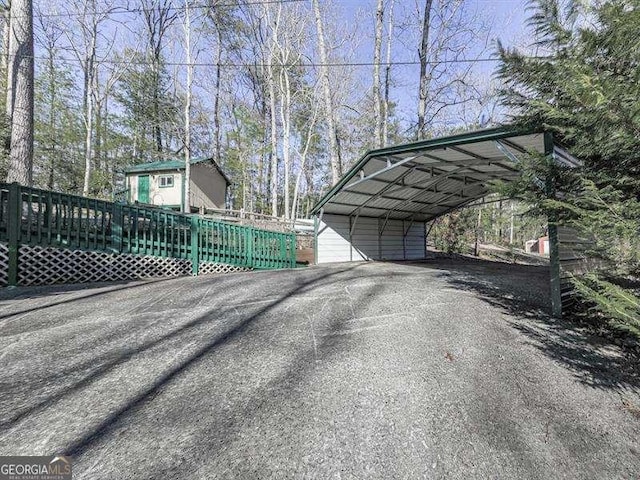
(159, 175, 174, 187)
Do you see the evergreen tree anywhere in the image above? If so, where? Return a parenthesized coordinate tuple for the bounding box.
(498, 0, 640, 338)
(33, 62, 84, 192)
(113, 50, 180, 164)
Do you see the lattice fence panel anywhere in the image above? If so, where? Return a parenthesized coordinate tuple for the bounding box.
(198, 261, 252, 276)
(17, 245, 192, 286)
(0, 243, 8, 287)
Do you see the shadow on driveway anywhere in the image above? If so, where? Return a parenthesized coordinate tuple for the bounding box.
(0, 277, 181, 321)
(58, 263, 385, 458)
(398, 256, 640, 393)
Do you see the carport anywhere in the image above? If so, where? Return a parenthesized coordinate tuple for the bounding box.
(311, 126, 581, 316)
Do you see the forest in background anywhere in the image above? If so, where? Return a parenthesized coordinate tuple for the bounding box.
(0, 0, 511, 220)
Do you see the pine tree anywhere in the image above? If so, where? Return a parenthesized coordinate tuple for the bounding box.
(498, 0, 640, 338)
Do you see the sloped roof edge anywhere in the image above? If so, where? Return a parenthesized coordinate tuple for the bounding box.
(310, 125, 543, 216)
(124, 157, 232, 185)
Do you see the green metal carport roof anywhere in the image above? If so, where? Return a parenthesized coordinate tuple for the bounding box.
(311, 126, 578, 222)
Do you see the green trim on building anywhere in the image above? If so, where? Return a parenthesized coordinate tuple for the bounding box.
(124, 157, 232, 185)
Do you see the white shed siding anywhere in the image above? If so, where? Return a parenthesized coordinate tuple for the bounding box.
(317, 214, 352, 263)
(404, 222, 426, 259)
(127, 172, 183, 207)
(380, 220, 404, 260)
(316, 214, 426, 264)
(351, 216, 378, 261)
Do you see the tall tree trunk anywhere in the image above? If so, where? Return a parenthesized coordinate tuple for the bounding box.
(3, 4, 13, 157)
(416, 0, 433, 140)
(183, 1, 192, 213)
(382, 0, 395, 146)
(6, 0, 34, 186)
(82, 67, 94, 195)
(266, 4, 280, 217)
(152, 62, 162, 153)
(81, 23, 97, 196)
(94, 97, 102, 173)
(372, 0, 384, 148)
(1, 6, 8, 75)
(312, 0, 341, 184)
(103, 92, 111, 192)
(47, 47, 56, 189)
(2, 5, 11, 121)
(258, 99, 267, 212)
(212, 28, 222, 164)
(291, 108, 316, 220)
(278, 75, 291, 220)
(268, 68, 278, 217)
(142, 0, 178, 154)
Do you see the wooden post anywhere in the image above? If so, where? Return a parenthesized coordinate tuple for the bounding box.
(112, 203, 123, 253)
(548, 220, 562, 317)
(246, 226, 254, 268)
(190, 216, 199, 275)
(288, 234, 293, 267)
(289, 233, 297, 268)
(7, 183, 21, 286)
(474, 203, 482, 257)
(544, 131, 562, 318)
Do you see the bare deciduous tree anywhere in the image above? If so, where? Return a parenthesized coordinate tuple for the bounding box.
(273, 3, 309, 220)
(35, 7, 64, 189)
(381, 0, 394, 146)
(291, 88, 319, 220)
(65, 0, 119, 195)
(182, 0, 193, 212)
(312, 0, 341, 185)
(416, 0, 433, 140)
(414, 0, 490, 138)
(6, 0, 33, 185)
(141, 0, 177, 154)
(264, 2, 281, 217)
(372, 0, 384, 148)
(2, 0, 11, 131)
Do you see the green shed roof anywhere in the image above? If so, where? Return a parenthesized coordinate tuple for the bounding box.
(124, 157, 231, 185)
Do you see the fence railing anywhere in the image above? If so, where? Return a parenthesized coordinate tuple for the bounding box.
(0, 182, 296, 285)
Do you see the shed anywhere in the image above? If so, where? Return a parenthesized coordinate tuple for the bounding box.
(124, 157, 231, 212)
(310, 126, 582, 316)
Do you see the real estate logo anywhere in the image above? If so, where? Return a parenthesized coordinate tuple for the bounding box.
(0, 455, 72, 480)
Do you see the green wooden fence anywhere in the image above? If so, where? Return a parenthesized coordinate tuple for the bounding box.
(0, 182, 296, 285)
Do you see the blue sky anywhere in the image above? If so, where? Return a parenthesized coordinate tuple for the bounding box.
(322, 0, 533, 131)
(34, 0, 535, 137)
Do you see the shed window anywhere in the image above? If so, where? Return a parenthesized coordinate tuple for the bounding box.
(159, 175, 174, 188)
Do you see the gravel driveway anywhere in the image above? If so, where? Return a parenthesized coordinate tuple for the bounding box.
(0, 258, 639, 479)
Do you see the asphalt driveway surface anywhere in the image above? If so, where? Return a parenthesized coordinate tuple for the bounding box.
(0, 258, 639, 479)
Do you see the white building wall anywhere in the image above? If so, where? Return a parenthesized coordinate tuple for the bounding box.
(127, 172, 183, 207)
(316, 214, 352, 263)
(316, 214, 426, 264)
(379, 219, 404, 260)
(405, 222, 426, 259)
(351, 216, 378, 261)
